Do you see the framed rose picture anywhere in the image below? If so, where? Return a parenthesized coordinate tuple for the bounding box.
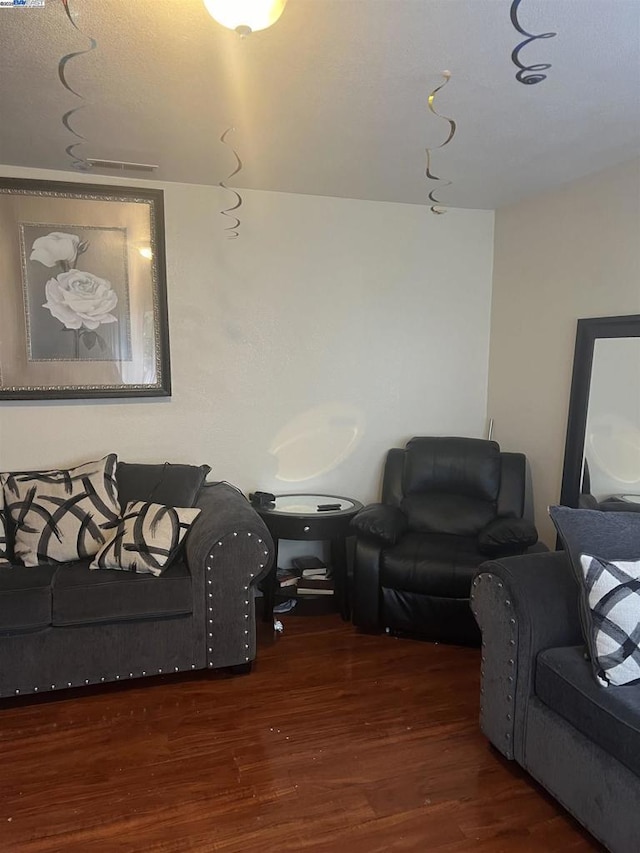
(0, 178, 171, 399)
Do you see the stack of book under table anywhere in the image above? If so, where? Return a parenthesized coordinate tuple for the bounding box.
(276, 557, 334, 595)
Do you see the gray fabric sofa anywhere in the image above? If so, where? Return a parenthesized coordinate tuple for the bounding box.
(0, 477, 274, 699)
(472, 549, 640, 853)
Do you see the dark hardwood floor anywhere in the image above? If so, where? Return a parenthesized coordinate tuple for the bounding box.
(0, 608, 602, 852)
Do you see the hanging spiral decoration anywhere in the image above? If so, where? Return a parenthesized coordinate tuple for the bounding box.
(58, 0, 97, 170)
(218, 128, 243, 239)
(425, 71, 456, 214)
(510, 0, 557, 85)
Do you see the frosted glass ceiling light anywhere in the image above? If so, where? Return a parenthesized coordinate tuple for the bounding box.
(203, 0, 288, 35)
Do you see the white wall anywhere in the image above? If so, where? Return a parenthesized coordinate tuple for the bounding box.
(0, 167, 495, 525)
(488, 158, 640, 545)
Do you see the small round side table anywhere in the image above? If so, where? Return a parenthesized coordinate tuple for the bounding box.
(254, 493, 363, 622)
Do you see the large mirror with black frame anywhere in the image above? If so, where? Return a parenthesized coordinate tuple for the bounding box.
(560, 314, 640, 511)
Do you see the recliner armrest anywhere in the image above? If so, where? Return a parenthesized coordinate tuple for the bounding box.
(350, 503, 408, 546)
(478, 516, 538, 556)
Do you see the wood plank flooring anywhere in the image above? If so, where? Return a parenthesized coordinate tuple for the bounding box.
(0, 610, 602, 852)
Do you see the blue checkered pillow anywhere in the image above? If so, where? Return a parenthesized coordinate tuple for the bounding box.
(579, 554, 640, 687)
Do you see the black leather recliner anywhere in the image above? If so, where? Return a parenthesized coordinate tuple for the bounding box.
(350, 437, 543, 645)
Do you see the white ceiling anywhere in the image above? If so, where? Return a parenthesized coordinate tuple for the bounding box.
(1, 0, 639, 209)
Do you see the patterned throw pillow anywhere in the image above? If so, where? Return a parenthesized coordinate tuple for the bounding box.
(2, 455, 120, 567)
(549, 506, 640, 654)
(579, 554, 640, 687)
(90, 501, 201, 576)
(0, 487, 9, 565)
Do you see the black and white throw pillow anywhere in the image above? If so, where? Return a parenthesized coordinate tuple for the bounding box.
(549, 505, 640, 654)
(579, 554, 640, 687)
(1, 455, 120, 567)
(0, 487, 9, 565)
(90, 501, 201, 576)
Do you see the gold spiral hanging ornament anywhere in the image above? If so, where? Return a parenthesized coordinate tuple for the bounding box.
(58, 0, 97, 171)
(425, 71, 457, 214)
(218, 128, 243, 239)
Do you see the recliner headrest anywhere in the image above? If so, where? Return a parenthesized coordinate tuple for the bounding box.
(403, 437, 501, 502)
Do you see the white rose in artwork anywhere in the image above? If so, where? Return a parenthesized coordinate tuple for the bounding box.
(30, 232, 82, 268)
(43, 269, 118, 331)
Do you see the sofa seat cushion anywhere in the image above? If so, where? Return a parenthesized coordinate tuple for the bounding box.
(52, 559, 193, 626)
(536, 645, 640, 777)
(0, 564, 57, 632)
(380, 532, 483, 597)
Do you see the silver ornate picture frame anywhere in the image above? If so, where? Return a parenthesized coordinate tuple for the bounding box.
(0, 178, 171, 399)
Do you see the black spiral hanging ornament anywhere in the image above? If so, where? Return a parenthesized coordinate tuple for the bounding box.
(219, 128, 243, 239)
(425, 71, 457, 214)
(58, 0, 97, 170)
(510, 0, 557, 85)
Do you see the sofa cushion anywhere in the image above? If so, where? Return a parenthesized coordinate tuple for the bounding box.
(550, 506, 640, 683)
(536, 645, 640, 778)
(2, 455, 121, 566)
(0, 564, 57, 632)
(579, 554, 640, 686)
(115, 462, 210, 511)
(380, 532, 482, 597)
(0, 488, 9, 565)
(52, 559, 193, 626)
(90, 501, 201, 576)
(550, 506, 640, 567)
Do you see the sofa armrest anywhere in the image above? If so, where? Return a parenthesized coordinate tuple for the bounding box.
(187, 482, 273, 574)
(186, 482, 275, 668)
(471, 550, 582, 763)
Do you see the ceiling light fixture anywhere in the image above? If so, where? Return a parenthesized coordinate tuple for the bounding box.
(203, 0, 287, 35)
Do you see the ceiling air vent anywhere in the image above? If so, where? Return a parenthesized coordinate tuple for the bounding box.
(86, 159, 159, 173)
